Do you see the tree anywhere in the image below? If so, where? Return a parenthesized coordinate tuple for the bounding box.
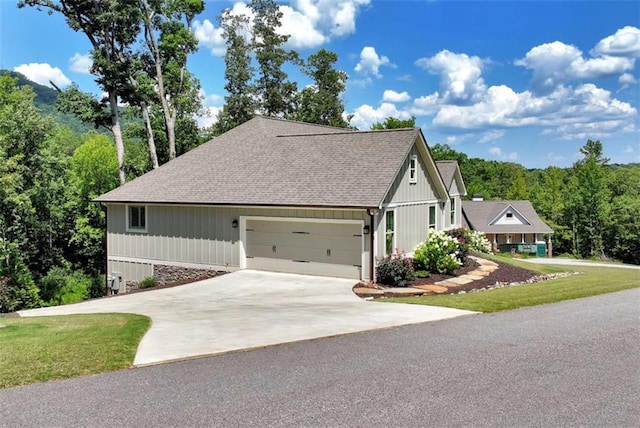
(249, 0, 299, 118)
(214, 9, 256, 134)
(430, 143, 468, 165)
(569, 140, 610, 258)
(138, 0, 204, 161)
(371, 116, 416, 130)
(66, 133, 119, 273)
(295, 49, 348, 127)
(20, 0, 142, 185)
(0, 75, 56, 311)
(605, 195, 640, 265)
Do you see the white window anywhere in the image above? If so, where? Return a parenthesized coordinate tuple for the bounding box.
(127, 205, 147, 232)
(409, 155, 417, 183)
(450, 197, 456, 225)
(385, 210, 395, 255)
(428, 205, 436, 230)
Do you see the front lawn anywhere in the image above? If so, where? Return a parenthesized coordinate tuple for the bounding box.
(0, 313, 150, 388)
(384, 264, 639, 313)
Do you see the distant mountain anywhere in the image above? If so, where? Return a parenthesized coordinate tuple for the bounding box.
(1, 69, 104, 135)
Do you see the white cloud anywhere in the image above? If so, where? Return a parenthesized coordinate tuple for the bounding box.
(625, 144, 634, 153)
(194, 1, 369, 56)
(197, 106, 223, 128)
(280, 5, 326, 48)
(354, 46, 394, 78)
(382, 90, 410, 103)
(415, 50, 486, 105)
(347, 102, 410, 129)
(489, 146, 517, 160)
(593, 26, 640, 58)
(410, 92, 440, 116)
(478, 130, 505, 143)
(193, 18, 227, 57)
(13, 63, 71, 88)
(515, 40, 635, 93)
(69, 53, 92, 74)
(198, 88, 224, 106)
(619, 73, 637, 85)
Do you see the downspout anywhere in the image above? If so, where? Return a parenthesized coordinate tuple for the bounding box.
(369, 211, 375, 282)
(367, 208, 380, 282)
(103, 204, 109, 296)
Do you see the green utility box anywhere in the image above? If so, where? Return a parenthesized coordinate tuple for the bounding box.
(537, 243, 547, 257)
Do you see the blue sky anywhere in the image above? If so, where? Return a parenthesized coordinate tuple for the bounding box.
(1, 1, 638, 168)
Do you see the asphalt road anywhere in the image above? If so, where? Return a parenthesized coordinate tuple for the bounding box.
(1, 289, 638, 427)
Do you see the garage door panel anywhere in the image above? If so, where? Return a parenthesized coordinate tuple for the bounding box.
(247, 231, 360, 251)
(245, 219, 363, 279)
(247, 257, 361, 279)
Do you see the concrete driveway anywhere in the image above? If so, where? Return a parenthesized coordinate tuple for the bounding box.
(19, 270, 476, 366)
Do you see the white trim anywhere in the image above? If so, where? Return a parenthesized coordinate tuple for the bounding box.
(409, 155, 417, 184)
(428, 204, 437, 230)
(239, 216, 365, 278)
(489, 204, 531, 226)
(126, 204, 148, 233)
(108, 256, 236, 272)
(383, 198, 440, 209)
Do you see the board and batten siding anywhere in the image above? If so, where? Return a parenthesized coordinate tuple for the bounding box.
(106, 204, 370, 283)
(375, 143, 443, 258)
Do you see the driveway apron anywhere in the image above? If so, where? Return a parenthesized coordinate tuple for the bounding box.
(19, 270, 477, 366)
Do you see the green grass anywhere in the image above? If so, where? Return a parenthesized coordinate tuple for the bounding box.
(0, 313, 151, 389)
(384, 263, 640, 313)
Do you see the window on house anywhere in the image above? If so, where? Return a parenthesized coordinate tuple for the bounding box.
(385, 210, 395, 255)
(450, 197, 456, 225)
(409, 155, 417, 183)
(506, 212, 513, 219)
(128, 205, 147, 232)
(428, 205, 436, 230)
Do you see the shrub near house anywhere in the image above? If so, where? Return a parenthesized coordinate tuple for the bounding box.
(375, 228, 492, 287)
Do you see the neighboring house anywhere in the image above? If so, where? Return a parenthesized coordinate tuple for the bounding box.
(435, 161, 467, 229)
(95, 116, 452, 288)
(462, 198, 554, 256)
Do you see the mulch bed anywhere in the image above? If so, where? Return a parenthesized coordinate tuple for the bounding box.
(358, 257, 541, 295)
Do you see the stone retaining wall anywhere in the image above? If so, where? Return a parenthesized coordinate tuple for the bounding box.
(153, 264, 223, 286)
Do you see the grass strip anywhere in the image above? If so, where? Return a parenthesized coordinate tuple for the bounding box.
(384, 264, 639, 313)
(0, 313, 150, 389)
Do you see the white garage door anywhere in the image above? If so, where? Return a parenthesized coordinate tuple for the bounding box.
(245, 219, 363, 279)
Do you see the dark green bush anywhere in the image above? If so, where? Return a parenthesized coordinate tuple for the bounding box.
(138, 277, 157, 289)
(375, 255, 415, 287)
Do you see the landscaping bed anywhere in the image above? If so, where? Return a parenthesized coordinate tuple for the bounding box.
(355, 257, 542, 297)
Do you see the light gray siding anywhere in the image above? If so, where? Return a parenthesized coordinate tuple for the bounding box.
(375, 143, 445, 258)
(384, 145, 439, 205)
(106, 204, 370, 284)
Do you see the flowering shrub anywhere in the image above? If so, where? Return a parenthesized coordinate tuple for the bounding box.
(375, 253, 415, 287)
(445, 228, 472, 261)
(468, 230, 493, 254)
(413, 229, 463, 275)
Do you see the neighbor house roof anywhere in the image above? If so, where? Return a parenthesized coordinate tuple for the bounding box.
(436, 161, 467, 196)
(462, 200, 553, 234)
(96, 116, 440, 208)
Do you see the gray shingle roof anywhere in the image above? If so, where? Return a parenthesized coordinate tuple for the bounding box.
(462, 200, 554, 234)
(435, 161, 457, 191)
(96, 116, 421, 208)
